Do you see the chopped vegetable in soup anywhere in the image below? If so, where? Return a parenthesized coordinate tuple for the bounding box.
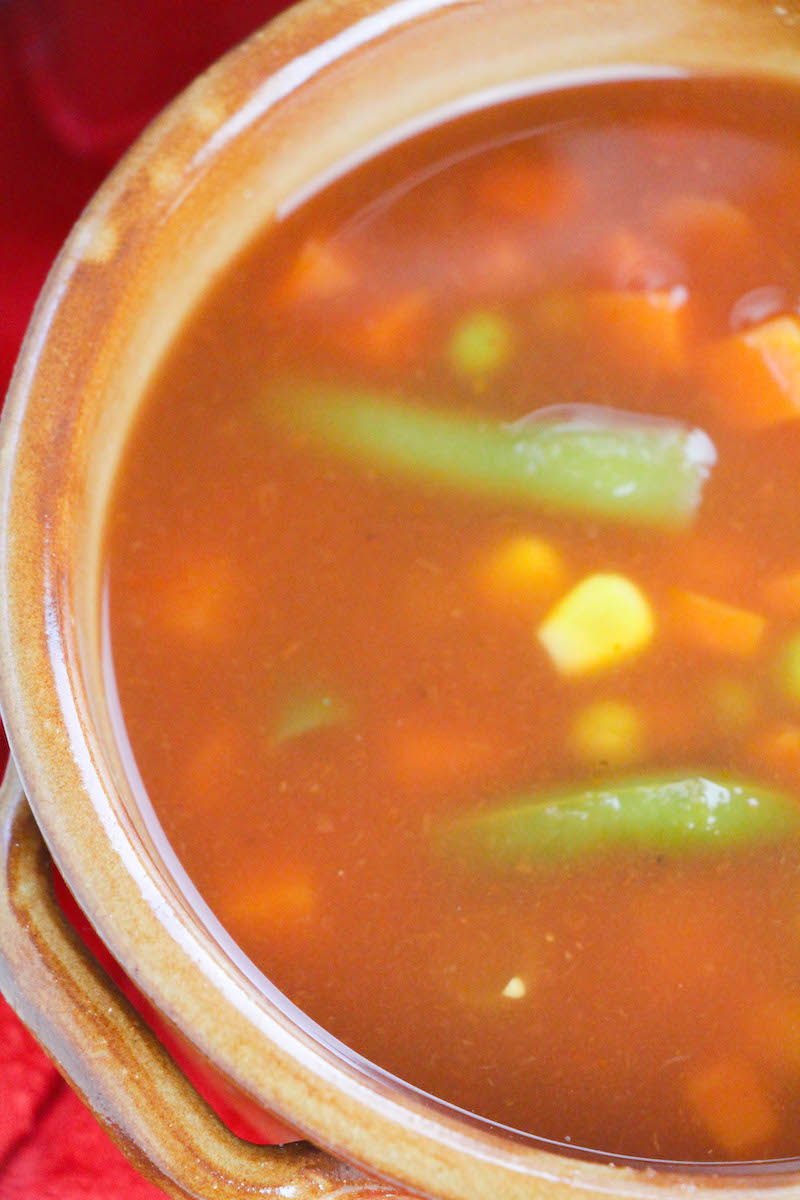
(105, 75, 800, 1166)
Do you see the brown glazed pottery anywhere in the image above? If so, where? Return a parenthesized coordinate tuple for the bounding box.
(1, 1, 800, 1197)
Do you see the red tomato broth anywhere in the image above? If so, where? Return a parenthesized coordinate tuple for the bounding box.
(104, 76, 800, 1165)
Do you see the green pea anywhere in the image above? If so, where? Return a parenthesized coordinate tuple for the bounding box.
(447, 310, 513, 376)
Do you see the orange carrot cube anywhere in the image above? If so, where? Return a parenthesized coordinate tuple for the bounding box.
(475, 158, 582, 221)
(583, 286, 689, 378)
(226, 874, 317, 929)
(273, 236, 355, 306)
(668, 589, 766, 658)
(161, 556, 239, 642)
(355, 290, 432, 366)
(697, 315, 800, 429)
(595, 228, 682, 293)
(658, 195, 757, 268)
(386, 722, 495, 792)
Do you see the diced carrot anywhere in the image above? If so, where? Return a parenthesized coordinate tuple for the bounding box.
(658, 195, 757, 268)
(160, 556, 238, 641)
(748, 723, 800, 782)
(583, 286, 689, 378)
(697, 315, 800, 430)
(476, 535, 566, 612)
(474, 157, 582, 221)
(354, 289, 432, 366)
(686, 1056, 779, 1155)
(476, 236, 530, 291)
(668, 589, 766, 658)
(323, 291, 433, 368)
(273, 235, 356, 306)
(594, 228, 683, 293)
(764, 568, 800, 617)
(226, 874, 317, 929)
(386, 721, 496, 792)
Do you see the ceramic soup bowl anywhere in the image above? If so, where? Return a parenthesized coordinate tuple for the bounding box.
(1, 1, 799, 1197)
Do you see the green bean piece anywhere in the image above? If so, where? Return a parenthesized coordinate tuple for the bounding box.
(270, 687, 350, 747)
(266, 382, 716, 529)
(437, 773, 800, 868)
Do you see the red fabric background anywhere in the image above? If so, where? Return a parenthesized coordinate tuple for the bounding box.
(0, 3, 293, 1195)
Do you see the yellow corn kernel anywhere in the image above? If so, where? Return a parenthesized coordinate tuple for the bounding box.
(538, 573, 654, 676)
(477, 535, 565, 609)
(568, 699, 645, 766)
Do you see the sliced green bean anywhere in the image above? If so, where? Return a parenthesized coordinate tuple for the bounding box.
(265, 381, 716, 529)
(436, 772, 800, 868)
(270, 687, 350, 748)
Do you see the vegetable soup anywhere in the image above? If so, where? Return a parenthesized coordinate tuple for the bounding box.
(104, 74, 800, 1165)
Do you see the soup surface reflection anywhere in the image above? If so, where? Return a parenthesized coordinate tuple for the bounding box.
(106, 76, 800, 1164)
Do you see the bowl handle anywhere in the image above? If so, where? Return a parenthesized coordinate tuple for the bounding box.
(0, 758, 405, 1200)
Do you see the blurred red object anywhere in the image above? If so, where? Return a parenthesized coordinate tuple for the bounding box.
(0, 0, 289, 396)
(0, 2, 296, 1193)
(0, 1063, 170, 1198)
(6, 0, 287, 163)
(52, 867, 301, 1146)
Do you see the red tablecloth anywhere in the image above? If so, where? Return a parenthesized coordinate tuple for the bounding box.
(0, 4, 290, 1195)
